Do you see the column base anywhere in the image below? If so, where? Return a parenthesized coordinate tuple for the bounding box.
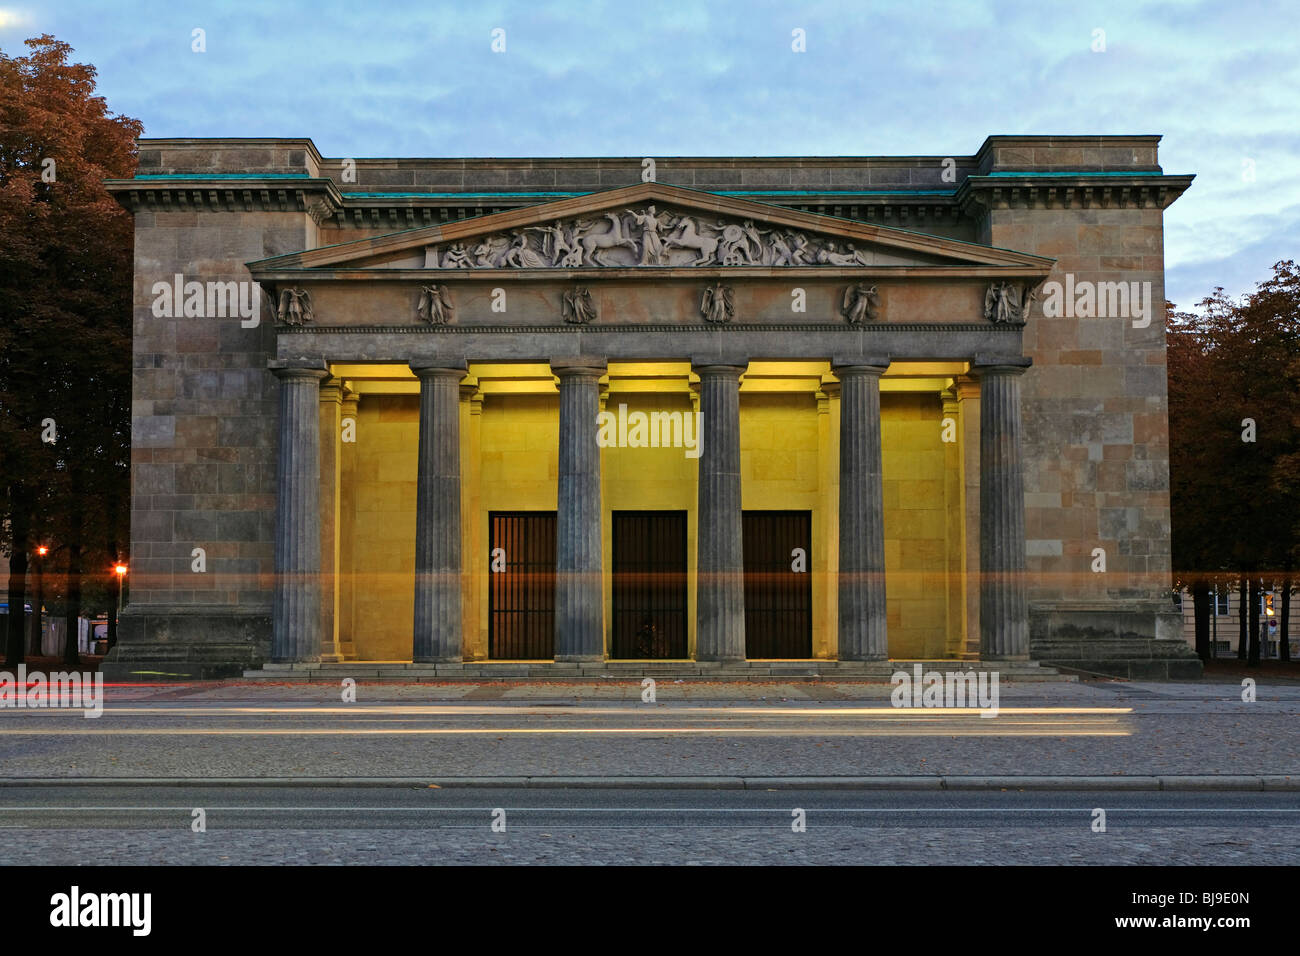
(101, 604, 272, 680)
(1029, 602, 1204, 679)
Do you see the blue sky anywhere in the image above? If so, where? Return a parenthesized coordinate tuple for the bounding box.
(6, 0, 1297, 309)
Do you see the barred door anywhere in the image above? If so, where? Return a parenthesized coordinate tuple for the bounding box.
(743, 510, 813, 658)
(611, 511, 688, 659)
(489, 511, 556, 659)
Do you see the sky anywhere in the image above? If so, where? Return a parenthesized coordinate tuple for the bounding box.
(4, 0, 1297, 310)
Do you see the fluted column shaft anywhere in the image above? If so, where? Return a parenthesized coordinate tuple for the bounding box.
(411, 364, 465, 662)
(271, 363, 329, 662)
(835, 361, 890, 660)
(695, 364, 746, 662)
(553, 361, 605, 661)
(318, 381, 344, 662)
(975, 359, 1031, 658)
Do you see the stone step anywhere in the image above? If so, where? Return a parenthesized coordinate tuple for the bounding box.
(241, 659, 1076, 682)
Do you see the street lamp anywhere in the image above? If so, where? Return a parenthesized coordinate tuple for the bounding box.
(29, 545, 48, 658)
(111, 563, 128, 653)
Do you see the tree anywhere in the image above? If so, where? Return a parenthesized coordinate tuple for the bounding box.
(0, 35, 139, 665)
(1168, 301, 1228, 662)
(1169, 261, 1300, 666)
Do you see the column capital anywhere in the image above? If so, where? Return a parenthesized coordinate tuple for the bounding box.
(269, 358, 329, 382)
(832, 357, 890, 378)
(970, 354, 1032, 375)
(692, 362, 747, 379)
(410, 360, 467, 381)
(551, 357, 607, 378)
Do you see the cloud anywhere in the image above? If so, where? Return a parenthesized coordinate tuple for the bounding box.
(18, 0, 1298, 299)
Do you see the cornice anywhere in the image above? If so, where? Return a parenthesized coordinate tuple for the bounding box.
(955, 173, 1194, 214)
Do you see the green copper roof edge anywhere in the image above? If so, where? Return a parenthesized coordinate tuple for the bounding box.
(131, 173, 320, 180)
(122, 176, 957, 198)
(338, 188, 957, 199)
(978, 170, 1172, 177)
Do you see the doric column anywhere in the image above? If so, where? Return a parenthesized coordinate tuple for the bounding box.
(834, 359, 890, 660)
(410, 362, 466, 663)
(973, 356, 1032, 659)
(553, 359, 606, 661)
(694, 363, 746, 662)
(459, 378, 484, 661)
(270, 360, 329, 662)
(815, 376, 840, 659)
(337, 392, 359, 660)
(954, 377, 981, 658)
(318, 379, 345, 662)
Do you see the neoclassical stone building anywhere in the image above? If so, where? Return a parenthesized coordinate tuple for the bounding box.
(103, 135, 1202, 679)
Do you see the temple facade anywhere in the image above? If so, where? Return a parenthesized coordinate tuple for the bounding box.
(103, 135, 1203, 679)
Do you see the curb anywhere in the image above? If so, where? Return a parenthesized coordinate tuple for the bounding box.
(0, 775, 1294, 790)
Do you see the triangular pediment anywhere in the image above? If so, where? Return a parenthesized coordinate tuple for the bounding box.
(248, 182, 1052, 276)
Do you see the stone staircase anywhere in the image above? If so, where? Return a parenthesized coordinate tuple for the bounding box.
(242, 658, 1076, 682)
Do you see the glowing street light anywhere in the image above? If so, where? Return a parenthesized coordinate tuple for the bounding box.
(110, 562, 128, 654)
(30, 544, 50, 657)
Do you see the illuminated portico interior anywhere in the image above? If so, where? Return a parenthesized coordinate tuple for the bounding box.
(325, 360, 977, 661)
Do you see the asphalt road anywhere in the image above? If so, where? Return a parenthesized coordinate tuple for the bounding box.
(1, 684, 1296, 778)
(2, 786, 1296, 864)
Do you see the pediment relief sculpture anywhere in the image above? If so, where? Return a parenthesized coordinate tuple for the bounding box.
(423, 205, 904, 270)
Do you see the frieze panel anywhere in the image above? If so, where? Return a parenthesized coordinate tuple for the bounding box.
(421, 204, 928, 271)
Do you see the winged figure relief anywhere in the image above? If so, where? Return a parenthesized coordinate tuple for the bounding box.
(416, 284, 455, 325)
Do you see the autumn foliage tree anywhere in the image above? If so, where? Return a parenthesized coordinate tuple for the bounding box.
(1169, 260, 1300, 664)
(0, 35, 139, 665)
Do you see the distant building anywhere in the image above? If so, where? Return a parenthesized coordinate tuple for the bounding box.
(1173, 587, 1296, 659)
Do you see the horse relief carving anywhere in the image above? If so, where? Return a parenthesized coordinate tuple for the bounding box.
(423, 205, 892, 270)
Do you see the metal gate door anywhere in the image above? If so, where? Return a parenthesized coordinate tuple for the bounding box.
(489, 511, 556, 659)
(611, 511, 688, 659)
(743, 510, 812, 658)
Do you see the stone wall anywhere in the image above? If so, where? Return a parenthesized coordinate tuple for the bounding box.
(107, 198, 317, 677)
(974, 139, 1194, 676)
